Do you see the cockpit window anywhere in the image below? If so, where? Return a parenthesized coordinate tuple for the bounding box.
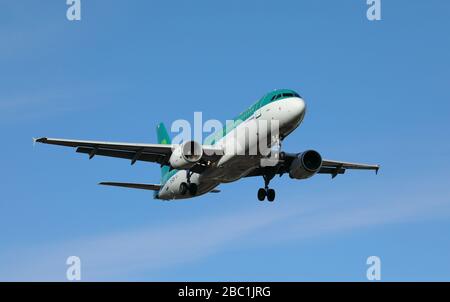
(270, 92, 301, 102)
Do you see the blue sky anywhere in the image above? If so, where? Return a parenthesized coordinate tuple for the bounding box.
(1, 0, 450, 281)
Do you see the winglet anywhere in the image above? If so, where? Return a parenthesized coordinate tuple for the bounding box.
(34, 137, 47, 144)
(375, 166, 380, 175)
(32, 137, 46, 147)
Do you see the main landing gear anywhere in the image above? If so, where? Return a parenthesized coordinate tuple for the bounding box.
(257, 175, 276, 202)
(179, 170, 198, 196)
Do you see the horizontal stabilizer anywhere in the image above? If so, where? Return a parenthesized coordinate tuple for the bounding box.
(99, 182, 161, 191)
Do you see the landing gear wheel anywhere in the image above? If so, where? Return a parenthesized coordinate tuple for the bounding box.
(257, 188, 266, 201)
(188, 183, 198, 196)
(258, 174, 276, 202)
(179, 182, 188, 195)
(267, 189, 276, 202)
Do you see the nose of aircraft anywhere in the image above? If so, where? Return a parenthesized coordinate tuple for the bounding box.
(278, 96, 306, 134)
(291, 97, 306, 123)
(297, 97, 306, 113)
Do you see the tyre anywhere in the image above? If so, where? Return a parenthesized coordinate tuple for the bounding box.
(257, 188, 266, 201)
(267, 189, 275, 202)
(188, 183, 198, 196)
(179, 182, 188, 195)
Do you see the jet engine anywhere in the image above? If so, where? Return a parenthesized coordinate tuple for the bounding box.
(169, 141, 203, 169)
(289, 150, 322, 180)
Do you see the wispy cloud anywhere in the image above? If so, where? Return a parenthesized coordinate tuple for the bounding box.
(0, 82, 124, 124)
(0, 90, 76, 124)
(0, 205, 298, 281)
(1, 187, 449, 281)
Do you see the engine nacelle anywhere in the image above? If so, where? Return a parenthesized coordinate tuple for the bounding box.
(169, 141, 203, 170)
(289, 150, 322, 180)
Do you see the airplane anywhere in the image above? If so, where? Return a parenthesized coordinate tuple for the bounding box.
(35, 89, 379, 202)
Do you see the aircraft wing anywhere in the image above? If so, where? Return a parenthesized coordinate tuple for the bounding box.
(246, 153, 379, 179)
(318, 159, 379, 178)
(34, 137, 222, 172)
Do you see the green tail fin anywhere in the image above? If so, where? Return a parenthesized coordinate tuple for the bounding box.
(156, 122, 171, 183)
(157, 122, 171, 145)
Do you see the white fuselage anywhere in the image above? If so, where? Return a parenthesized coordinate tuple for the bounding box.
(156, 97, 306, 200)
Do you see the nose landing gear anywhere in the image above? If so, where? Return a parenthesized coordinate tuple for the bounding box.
(266, 188, 276, 202)
(257, 174, 276, 202)
(257, 188, 266, 201)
